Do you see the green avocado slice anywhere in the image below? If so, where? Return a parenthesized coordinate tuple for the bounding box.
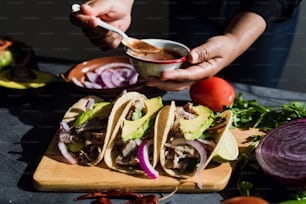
(179, 105, 214, 140)
(0, 69, 55, 89)
(73, 101, 112, 127)
(121, 96, 163, 142)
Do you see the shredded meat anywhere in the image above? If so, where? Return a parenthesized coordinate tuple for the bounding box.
(78, 144, 102, 165)
(164, 143, 199, 170)
(59, 118, 108, 166)
(165, 102, 200, 172)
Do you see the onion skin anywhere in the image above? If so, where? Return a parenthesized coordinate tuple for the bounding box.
(255, 118, 306, 187)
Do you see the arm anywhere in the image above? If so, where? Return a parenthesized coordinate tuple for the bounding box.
(147, 11, 267, 91)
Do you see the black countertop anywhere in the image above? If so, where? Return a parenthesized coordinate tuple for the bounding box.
(1, 60, 305, 204)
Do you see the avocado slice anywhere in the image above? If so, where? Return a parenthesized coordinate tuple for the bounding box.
(73, 101, 112, 127)
(179, 105, 214, 140)
(0, 69, 55, 89)
(121, 96, 163, 142)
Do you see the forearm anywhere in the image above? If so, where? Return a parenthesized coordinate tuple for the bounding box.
(240, 0, 301, 28)
(224, 11, 267, 59)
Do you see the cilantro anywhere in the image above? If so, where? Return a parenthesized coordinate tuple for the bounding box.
(227, 93, 306, 132)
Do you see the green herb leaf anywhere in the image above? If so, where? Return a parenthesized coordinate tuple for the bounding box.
(226, 93, 306, 132)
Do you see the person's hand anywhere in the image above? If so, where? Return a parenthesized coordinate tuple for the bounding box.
(70, 0, 134, 50)
(146, 34, 238, 91)
(146, 11, 266, 91)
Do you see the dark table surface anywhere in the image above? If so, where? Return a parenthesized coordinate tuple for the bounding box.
(1, 60, 306, 204)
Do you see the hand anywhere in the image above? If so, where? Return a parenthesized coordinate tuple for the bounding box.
(70, 0, 134, 50)
(146, 11, 266, 91)
(146, 34, 238, 91)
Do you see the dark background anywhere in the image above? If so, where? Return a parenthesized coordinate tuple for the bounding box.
(0, 0, 305, 92)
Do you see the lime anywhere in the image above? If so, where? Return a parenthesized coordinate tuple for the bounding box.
(212, 129, 239, 163)
(0, 50, 14, 69)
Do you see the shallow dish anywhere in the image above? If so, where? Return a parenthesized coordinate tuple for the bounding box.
(0, 40, 55, 91)
(62, 56, 149, 97)
(125, 39, 190, 79)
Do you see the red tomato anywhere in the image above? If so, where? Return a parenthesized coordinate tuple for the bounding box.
(189, 77, 235, 112)
(221, 196, 269, 204)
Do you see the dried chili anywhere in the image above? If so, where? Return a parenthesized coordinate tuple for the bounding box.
(124, 195, 158, 204)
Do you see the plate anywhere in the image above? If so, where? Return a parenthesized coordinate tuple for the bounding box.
(0, 40, 55, 90)
(62, 56, 151, 97)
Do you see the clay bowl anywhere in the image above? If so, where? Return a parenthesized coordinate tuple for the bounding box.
(62, 56, 150, 98)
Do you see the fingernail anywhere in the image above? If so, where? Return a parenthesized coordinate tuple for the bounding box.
(190, 52, 199, 63)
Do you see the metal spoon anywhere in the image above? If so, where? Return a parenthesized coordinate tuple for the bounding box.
(72, 4, 160, 53)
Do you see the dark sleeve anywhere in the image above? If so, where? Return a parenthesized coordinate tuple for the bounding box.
(240, 0, 302, 27)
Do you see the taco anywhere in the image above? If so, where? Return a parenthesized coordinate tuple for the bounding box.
(57, 93, 136, 166)
(104, 92, 164, 178)
(159, 101, 237, 187)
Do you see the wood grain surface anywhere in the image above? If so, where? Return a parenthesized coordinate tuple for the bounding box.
(33, 128, 263, 192)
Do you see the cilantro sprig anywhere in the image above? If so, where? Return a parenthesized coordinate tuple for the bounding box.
(227, 93, 306, 132)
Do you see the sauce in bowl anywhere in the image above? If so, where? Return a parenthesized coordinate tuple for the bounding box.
(127, 48, 183, 62)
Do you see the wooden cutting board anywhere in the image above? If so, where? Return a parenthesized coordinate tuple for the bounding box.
(33, 128, 263, 192)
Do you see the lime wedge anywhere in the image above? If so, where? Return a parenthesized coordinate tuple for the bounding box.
(0, 50, 14, 68)
(213, 129, 239, 163)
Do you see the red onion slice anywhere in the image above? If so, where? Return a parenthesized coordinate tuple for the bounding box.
(83, 81, 103, 89)
(138, 139, 159, 179)
(101, 70, 116, 88)
(110, 69, 130, 87)
(85, 72, 99, 83)
(129, 71, 139, 85)
(85, 98, 95, 110)
(95, 62, 134, 74)
(256, 118, 306, 187)
(71, 77, 84, 87)
(59, 121, 70, 133)
(58, 142, 77, 165)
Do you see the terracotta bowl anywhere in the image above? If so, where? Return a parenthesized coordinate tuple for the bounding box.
(62, 56, 150, 98)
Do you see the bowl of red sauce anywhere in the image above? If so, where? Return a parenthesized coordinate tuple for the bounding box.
(124, 39, 190, 79)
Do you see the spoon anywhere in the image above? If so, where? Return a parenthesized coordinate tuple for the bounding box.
(71, 4, 160, 53)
